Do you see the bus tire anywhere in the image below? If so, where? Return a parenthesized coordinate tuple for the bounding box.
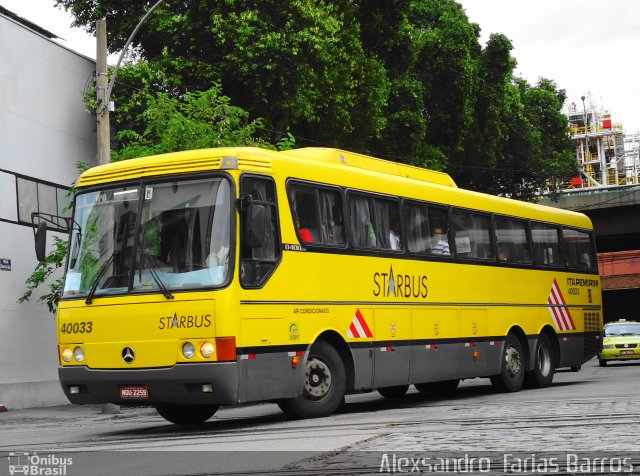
(523, 334, 555, 388)
(490, 332, 525, 393)
(155, 404, 218, 425)
(414, 379, 459, 395)
(277, 340, 346, 419)
(377, 385, 409, 398)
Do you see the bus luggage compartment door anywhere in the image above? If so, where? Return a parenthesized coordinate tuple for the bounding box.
(372, 308, 410, 388)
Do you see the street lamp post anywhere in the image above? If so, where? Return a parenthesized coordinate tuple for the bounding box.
(95, 0, 167, 165)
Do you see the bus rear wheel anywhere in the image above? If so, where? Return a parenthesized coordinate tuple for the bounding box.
(377, 385, 409, 398)
(414, 379, 459, 395)
(524, 334, 555, 388)
(490, 332, 525, 392)
(277, 341, 346, 419)
(155, 404, 219, 425)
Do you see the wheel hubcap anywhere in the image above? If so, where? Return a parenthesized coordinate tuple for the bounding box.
(304, 358, 331, 399)
(505, 345, 522, 378)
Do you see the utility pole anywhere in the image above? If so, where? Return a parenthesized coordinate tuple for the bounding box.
(96, 20, 110, 165)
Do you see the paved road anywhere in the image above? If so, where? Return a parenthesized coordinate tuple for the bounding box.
(1, 358, 639, 475)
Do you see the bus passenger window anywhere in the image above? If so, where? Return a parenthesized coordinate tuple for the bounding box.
(452, 209, 493, 260)
(427, 206, 450, 256)
(404, 203, 430, 254)
(563, 228, 595, 270)
(531, 223, 561, 266)
(494, 216, 531, 264)
(349, 194, 377, 248)
(289, 184, 345, 246)
(373, 198, 402, 251)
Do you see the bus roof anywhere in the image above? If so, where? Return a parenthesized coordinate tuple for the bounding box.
(76, 146, 592, 229)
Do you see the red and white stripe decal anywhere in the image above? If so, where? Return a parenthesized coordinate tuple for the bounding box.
(346, 309, 374, 339)
(547, 278, 576, 331)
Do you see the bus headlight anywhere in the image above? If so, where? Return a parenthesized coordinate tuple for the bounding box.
(73, 346, 85, 362)
(182, 342, 195, 359)
(61, 347, 73, 363)
(200, 341, 215, 358)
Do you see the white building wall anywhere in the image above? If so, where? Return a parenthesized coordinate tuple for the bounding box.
(0, 13, 97, 408)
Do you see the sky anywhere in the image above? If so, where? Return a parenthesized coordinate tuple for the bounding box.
(457, 0, 640, 133)
(2, 0, 640, 133)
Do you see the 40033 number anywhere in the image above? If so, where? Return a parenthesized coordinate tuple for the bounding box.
(60, 322, 93, 334)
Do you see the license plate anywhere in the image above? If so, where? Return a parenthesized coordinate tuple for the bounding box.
(120, 385, 149, 399)
(619, 350, 634, 356)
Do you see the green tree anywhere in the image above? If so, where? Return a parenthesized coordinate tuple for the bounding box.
(113, 83, 292, 161)
(57, 0, 575, 199)
(57, 0, 390, 149)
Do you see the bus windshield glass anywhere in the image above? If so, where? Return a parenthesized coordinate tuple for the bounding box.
(63, 177, 232, 299)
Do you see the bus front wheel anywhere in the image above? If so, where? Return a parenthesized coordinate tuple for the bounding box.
(155, 404, 218, 425)
(490, 332, 525, 392)
(278, 340, 346, 419)
(523, 334, 555, 388)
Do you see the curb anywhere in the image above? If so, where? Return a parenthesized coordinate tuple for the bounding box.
(0, 403, 7, 412)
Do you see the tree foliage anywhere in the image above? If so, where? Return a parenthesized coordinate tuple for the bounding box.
(56, 0, 576, 199)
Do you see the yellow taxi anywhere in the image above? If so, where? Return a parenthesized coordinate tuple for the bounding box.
(598, 319, 640, 366)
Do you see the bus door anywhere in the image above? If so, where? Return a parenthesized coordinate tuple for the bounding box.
(372, 307, 411, 388)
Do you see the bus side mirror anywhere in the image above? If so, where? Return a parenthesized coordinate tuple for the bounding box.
(244, 203, 267, 248)
(35, 222, 47, 262)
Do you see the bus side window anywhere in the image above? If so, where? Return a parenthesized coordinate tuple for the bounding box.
(563, 227, 595, 270)
(495, 216, 531, 264)
(404, 202, 430, 254)
(318, 188, 345, 245)
(452, 209, 493, 260)
(531, 222, 562, 266)
(373, 198, 402, 251)
(288, 184, 345, 246)
(290, 185, 319, 243)
(427, 206, 450, 256)
(349, 194, 377, 248)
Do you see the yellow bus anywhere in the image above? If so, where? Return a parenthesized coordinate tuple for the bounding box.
(34, 147, 602, 424)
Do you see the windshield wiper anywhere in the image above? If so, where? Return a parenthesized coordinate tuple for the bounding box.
(141, 251, 174, 300)
(85, 254, 114, 305)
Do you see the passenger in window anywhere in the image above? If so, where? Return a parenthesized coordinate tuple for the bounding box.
(498, 247, 509, 262)
(295, 217, 313, 243)
(431, 227, 450, 255)
(389, 229, 401, 250)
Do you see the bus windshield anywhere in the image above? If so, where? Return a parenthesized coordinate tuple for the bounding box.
(63, 177, 233, 299)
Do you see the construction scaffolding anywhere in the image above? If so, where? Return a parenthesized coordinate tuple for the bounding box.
(566, 95, 640, 190)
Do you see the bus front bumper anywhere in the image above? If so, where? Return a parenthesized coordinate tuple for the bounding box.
(59, 362, 238, 405)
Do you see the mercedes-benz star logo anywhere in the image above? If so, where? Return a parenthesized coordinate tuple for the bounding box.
(121, 346, 135, 364)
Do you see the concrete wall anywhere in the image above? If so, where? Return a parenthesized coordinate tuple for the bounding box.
(0, 13, 97, 408)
